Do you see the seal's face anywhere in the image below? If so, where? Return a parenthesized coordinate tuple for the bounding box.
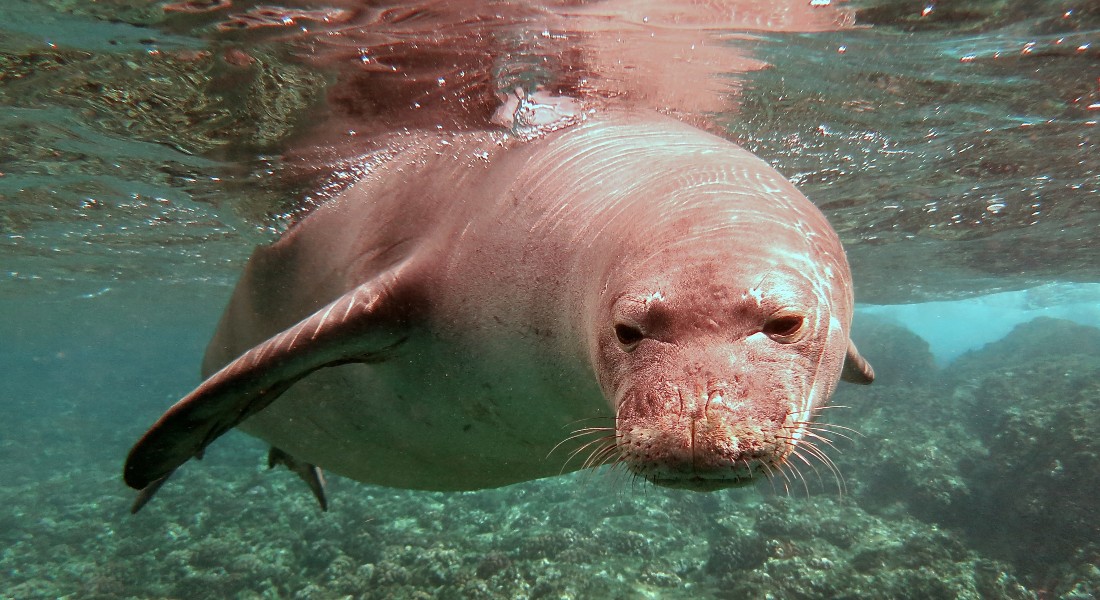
(595, 258, 849, 490)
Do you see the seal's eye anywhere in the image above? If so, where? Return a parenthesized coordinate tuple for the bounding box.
(763, 315, 804, 340)
(614, 323, 645, 348)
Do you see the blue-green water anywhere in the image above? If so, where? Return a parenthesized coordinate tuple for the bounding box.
(2, 1, 1098, 598)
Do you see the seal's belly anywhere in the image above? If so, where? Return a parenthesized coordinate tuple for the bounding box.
(238, 334, 606, 490)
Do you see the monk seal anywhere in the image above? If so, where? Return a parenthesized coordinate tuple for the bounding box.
(124, 112, 874, 510)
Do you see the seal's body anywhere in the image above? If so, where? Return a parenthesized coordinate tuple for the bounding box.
(124, 114, 873, 506)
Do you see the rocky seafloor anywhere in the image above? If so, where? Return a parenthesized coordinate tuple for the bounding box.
(3, 316, 1098, 599)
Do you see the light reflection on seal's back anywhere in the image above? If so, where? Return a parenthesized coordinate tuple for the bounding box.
(124, 0, 874, 512)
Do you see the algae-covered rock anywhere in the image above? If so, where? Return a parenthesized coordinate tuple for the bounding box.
(948, 316, 1100, 381)
(841, 317, 1100, 595)
(841, 382, 981, 525)
(833, 315, 976, 522)
(947, 318, 1100, 590)
(706, 519, 767, 574)
(705, 497, 1033, 600)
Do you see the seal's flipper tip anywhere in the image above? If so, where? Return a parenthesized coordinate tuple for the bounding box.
(129, 471, 173, 514)
(122, 273, 410, 500)
(268, 447, 328, 511)
(122, 376, 295, 492)
(841, 339, 875, 385)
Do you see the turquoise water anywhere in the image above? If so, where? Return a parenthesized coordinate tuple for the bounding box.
(2, 1, 1098, 598)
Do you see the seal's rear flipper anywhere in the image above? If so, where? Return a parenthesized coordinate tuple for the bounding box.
(123, 270, 413, 507)
(841, 340, 875, 384)
(129, 472, 172, 514)
(268, 447, 328, 511)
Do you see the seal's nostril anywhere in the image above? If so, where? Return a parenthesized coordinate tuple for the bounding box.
(705, 390, 723, 414)
(614, 323, 644, 347)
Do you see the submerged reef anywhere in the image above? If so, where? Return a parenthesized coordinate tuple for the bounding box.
(705, 497, 1034, 600)
(3, 316, 1098, 598)
(836, 316, 1100, 598)
(1, 462, 1035, 600)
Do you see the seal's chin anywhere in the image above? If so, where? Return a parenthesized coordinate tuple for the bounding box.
(648, 476, 755, 492)
(629, 455, 785, 491)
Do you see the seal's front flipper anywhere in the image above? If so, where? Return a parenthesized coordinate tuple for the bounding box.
(841, 339, 875, 384)
(268, 447, 328, 511)
(123, 270, 413, 510)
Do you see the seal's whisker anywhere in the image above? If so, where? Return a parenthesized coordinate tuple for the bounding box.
(796, 422, 857, 445)
(808, 404, 851, 412)
(777, 460, 795, 487)
(788, 427, 848, 450)
(562, 416, 616, 427)
(758, 460, 784, 496)
(802, 430, 848, 453)
(548, 426, 615, 457)
(566, 426, 617, 436)
(567, 444, 603, 475)
(796, 440, 846, 495)
(597, 456, 625, 482)
(802, 421, 864, 437)
(576, 462, 604, 491)
(576, 455, 605, 486)
(796, 447, 827, 487)
(554, 422, 616, 442)
(758, 458, 775, 479)
(783, 433, 840, 493)
(576, 438, 620, 475)
(760, 459, 793, 497)
(802, 428, 854, 448)
(601, 456, 630, 491)
(581, 441, 624, 487)
(802, 421, 862, 437)
(598, 459, 628, 501)
(591, 450, 621, 473)
(580, 440, 620, 471)
(580, 438, 611, 461)
(599, 445, 626, 470)
(576, 441, 624, 492)
(786, 445, 825, 488)
(560, 431, 614, 461)
(781, 457, 811, 497)
(781, 404, 844, 423)
(638, 474, 651, 500)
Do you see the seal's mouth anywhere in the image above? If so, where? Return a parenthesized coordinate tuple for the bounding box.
(612, 386, 802, 490)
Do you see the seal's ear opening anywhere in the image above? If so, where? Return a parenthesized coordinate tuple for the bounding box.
(841, 339, 875, 384)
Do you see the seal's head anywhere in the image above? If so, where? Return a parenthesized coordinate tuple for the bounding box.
(583, 156, 856, 491)
(596, 249, 853, 490)
(515, 117, 866, 489)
